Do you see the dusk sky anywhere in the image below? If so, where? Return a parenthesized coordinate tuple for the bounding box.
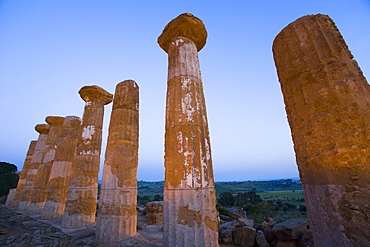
(1, 0, 369, 181)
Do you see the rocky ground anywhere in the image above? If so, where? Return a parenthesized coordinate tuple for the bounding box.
(0, 204, 163, 246)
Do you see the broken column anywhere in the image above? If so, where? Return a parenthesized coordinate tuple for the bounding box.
(61, 85, 113, 229)
(273, 14, 370, 247)
(6, 140, 37, 208)
(27, 116, 65, 215)
(96, 80, 139, 242)
(158, 13, 219, 247)
(18, 124, 50, 211)
(41, 116, 81, 220)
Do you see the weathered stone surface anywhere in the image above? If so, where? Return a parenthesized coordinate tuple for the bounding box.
(158, 13, 207, 53)
(62, 85, 112, 229)
(273, 14, 370, 247)
(7, 140, 37, 208)
(271, 218, 309, 241)
(96, 80, 139, 242)
(232, 226, 256, 247)
(159, 13, 218, 247)
(258, 217, 274, 230)
(18, 124, 50, 211)
(5, 189, 16, 208)
(229, 208, 247, 219)
(27, 116, 65, 215)
(146, 201, 163, 225)
(219, 218, 254, 231)
(41, 116, 81, 220)
(256, 230, 270, 247)
(298, 228, 314, 247)
(219, 228, 233, 244)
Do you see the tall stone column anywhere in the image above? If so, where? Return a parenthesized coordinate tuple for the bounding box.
(273, 14, 370, 247)
(61, 85, 113, 229)
(18, 124, 50, 211)
(96, 80, 139, 242)
(158, 13, 219, 247)
(27, 116, 65, 215)
(41, 116, 81, 220)
(6, 140, 37, 208)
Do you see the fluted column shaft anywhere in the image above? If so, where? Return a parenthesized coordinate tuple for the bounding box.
(18, 124, 50, 211)
(6, 140, 37, 208)
(96, 80, 139, 242)
(273, 14, 370, 247)
(41, 116, 81, 220)
(27, 116, 64, 215)
(158, 13, 219, 247)
(61, 85, 112, 229)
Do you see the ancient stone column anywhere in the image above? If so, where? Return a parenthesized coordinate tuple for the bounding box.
(18, 124, 50, 211)
(41, 116, 81, 220)
(61, 85, 113, 229)
(6, 140, 37, 208)
(27, 116, 65, 215)
(5, 189, 17, 207)
(158, 13, 219, 247)
(273, 14, 370, 247)
(96, 80, 139, 242)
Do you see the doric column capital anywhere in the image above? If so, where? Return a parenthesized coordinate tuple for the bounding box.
(79, 85, 113, 105)
(35, 124, 50, 134)
(45, 116, 65, 126)
(158, 13, 207, 53)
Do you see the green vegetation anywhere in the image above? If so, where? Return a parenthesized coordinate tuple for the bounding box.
(119, 179, 307, 221)
(0, 162, 19, 196)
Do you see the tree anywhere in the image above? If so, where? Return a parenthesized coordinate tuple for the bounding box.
(245, 191, 263, 204)
(0, 162, 19, 196)
(218, 192, 235, 207)
(153, 194, 163, 201)
(235, 192, 248, 207)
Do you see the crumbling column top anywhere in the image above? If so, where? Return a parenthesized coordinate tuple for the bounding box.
(158, 13, 207, 53)
(35, 124, 50, 134)
(78, 85, 113, 105)
(63, 116, 81, 126)
(45, 116, 65, 126)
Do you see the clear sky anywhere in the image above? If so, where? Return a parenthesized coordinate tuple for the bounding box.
(1, 0, 369, 181)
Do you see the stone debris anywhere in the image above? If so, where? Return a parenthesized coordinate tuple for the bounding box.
(158, 13, 219, 247)
(273, 14, 370, 246)
(145, 201, 163, 225)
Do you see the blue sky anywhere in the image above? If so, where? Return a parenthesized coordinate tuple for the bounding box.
(1, 0, 369, 181)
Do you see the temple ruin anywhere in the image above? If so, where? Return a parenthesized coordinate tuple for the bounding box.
(17, 124, 50, 211)
(27, 116, 65, 215)
(96, 80, 139, 242)
(158, 13, 219, 247)
(41, 116, 81, 220)
(61, 86, 113, 229)
(4, 12, 369, 247)
(273, 14, 370, 246)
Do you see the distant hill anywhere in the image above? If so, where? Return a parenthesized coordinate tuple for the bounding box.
(136, 179, 302, 197)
